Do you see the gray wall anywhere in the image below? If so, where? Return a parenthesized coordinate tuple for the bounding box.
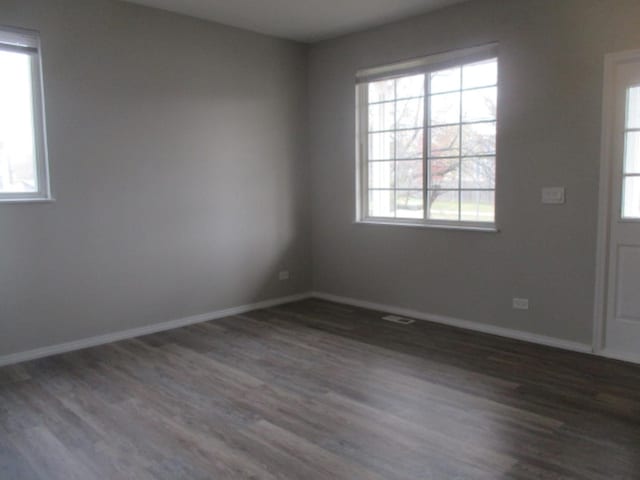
(308, 0, 640, 345)
(4, 0, 640, 358)
(0, 0, 310, 356)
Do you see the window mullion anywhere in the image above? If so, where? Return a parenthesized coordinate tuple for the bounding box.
(393, 80, 397, 219)
(424, 73, 430, 221)
(360, 84, 369, 220)
(458, 68, 463, 221)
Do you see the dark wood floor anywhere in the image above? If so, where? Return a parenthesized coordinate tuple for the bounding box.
(1, 299, 640, 479)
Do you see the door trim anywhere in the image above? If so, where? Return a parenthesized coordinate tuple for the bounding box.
(593, 48, 640, 362)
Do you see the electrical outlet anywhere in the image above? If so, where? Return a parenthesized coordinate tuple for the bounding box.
(278, 270, 290, 281)
(542, 187, 565, 204)
(512, 298, 529, 310)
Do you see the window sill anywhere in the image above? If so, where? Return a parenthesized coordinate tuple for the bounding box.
(355, 219, 499, 233)
(0, 197, 55, 205)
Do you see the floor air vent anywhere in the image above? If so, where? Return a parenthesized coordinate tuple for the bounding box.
(382, 315, 415, 325)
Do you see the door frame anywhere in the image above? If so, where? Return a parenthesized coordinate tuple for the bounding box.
(593, 48, 640, 364)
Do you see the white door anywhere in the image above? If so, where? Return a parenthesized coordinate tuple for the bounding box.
(603, 54, 640, 360)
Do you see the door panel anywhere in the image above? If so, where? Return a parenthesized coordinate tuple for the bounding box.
(615, 245, 640, 321)
(604, 57, 640, 358)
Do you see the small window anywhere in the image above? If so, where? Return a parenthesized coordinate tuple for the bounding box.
(622, 85, 640, 218)
(356, 45, 498, 229)
(0, 27, 50, 202)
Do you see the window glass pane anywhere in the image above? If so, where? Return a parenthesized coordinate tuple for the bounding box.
(369, 79, 394, 103)
(429, 125, 459, 157)
(369, 189, 394, 217)
(623, 176, 640, 219)
(430, 67, 460, 94)
(461, 157, 495, 188)
(396, 74, 424, 99)
(396, 98, 423, 129)
(369, 131, 394, 160)
(625, 131, 640, 174)
(396, 190, 423, 219)
(429, 159, 459, 189)
(0, 50, 37, 193)
(462, 58, 497, 89)
(627, 86, 640, 129)
(428, 190, 459, 220)
(369, 161, 394, 189)
(461, 122, 496, 156)
(430, 92, 460, 126)
(462, 87, 497, 123)
(395, 129, 423, 159)
(461, 190, 495, 223)
(396, 160, 423, 189)
(368, 101, 394, 132)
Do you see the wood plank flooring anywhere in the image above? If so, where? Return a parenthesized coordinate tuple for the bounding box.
(1, 298, 640, 479)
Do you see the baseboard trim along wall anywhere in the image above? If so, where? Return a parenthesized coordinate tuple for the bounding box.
(0, 290, 602, 368)
(311, 291, 593, 354)
(0, 292, 312, 368)
(599, 349, 640, 365)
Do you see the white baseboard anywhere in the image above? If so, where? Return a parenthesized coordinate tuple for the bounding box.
(311, 291, 593, 354)
(598, 349, 640, 365)
(0, 292, 312, 368)
(2, 290, 617, 369)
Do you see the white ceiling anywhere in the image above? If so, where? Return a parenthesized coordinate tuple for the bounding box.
(123, 0, 470, 43)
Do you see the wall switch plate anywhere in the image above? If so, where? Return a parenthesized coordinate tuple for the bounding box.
(278, 270, 290, 281)
(512, 298, 529, 310)
(542, 187, 565, 204)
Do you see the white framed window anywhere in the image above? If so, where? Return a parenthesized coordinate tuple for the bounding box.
(622, 84, 640, 218)
(0, 26, 51, 202)
(356, 44, 498, 229)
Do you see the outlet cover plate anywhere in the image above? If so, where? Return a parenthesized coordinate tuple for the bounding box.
(542, 187, 565, 204)
(512, 298, 529, 310)
(278, 271, 290, 281)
